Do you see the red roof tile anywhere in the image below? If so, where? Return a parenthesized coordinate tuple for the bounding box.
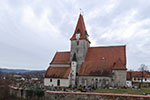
(127, 71, 150, 80)
(85, 46, 126, 64)
(50, 52, 70, 64)
(70, 14, 90, 43)
(79, 61, 112, 76)
(112, 58, 126, 70)
(45, 66, 71, 79)
(0, 80, 12, 85)
(79, 46, 126, 76)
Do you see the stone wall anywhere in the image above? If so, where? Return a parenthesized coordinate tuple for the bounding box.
(9, 86, 45, 100)
(45, 91, 150, 100)
(112, 70, 127, 87)
(9, 87, 26, 99)
(9, 86, 150, 100)
(78, 76, 111, 88)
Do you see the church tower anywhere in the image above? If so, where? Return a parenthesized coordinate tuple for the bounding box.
(70, 14, 90, 74)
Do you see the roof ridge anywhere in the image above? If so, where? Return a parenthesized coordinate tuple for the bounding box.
(50, 51, 70, 64)
(90, 45, 126, 48)
(56, 51, 70, 53)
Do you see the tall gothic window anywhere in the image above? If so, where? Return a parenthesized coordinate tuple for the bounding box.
(77, 41, 79, 45)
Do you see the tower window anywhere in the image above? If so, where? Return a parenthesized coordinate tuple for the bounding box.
(76, 29, 80, 40)
(77, 29, 80, 33)
(85, 30, 89, 39)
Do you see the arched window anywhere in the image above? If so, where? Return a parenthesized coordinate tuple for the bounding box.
(99, 79, 101, 83)
(96, 79, 98, 83)
(57, 80, 60, 86)
(91, 79, 94, 85)
(81, 78, 84, 84)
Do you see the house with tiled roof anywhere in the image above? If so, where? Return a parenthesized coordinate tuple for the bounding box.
(44, 14, 127, 88)
(126, 71, 150, 87)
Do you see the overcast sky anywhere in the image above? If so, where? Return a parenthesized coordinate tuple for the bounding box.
(0, 0, 150, 70)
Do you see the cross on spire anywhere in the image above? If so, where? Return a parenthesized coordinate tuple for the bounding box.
(80, 8, 84, 15)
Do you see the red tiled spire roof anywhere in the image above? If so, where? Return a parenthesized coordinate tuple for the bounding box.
(70, 14, 90, 42)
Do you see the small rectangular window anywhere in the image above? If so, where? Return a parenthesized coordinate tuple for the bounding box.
(50, 79, 52, 82)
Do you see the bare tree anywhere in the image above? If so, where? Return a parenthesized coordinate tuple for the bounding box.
(139, 64, 148, 71)
(0, 67, 2, 80)
(138, 64, 148, 88)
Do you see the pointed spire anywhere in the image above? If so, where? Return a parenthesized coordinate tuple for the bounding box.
(72, 53, 77, 61)
(70, 14, 90, 43)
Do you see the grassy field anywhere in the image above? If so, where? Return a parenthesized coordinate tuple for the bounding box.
(95, 88, 150, 95)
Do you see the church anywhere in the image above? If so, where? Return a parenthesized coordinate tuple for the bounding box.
(44, 14, 127, 88)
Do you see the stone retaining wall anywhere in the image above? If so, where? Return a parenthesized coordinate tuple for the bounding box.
(9, 86, 150, 100)
(45, 91, 150, 100)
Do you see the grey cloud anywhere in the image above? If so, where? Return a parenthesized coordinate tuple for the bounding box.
(0, 0, 150, 70)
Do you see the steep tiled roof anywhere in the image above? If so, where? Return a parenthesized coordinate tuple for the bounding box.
(50, 52, 70, 64)
(70, 14, 90, 42)
(85, 46, 126, 64)
(112, 58, 126, 70)
(79, 46, 126, 76)
(45, 66, 71, 79)
(127, 71, 150, 80)
(79, 61, 112, 76)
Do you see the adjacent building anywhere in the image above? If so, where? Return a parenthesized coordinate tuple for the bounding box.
(126, 71, 150, 87)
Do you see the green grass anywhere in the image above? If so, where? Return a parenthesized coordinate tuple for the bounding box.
(95, 88, 150, 95)
(133, 83, 149, 87)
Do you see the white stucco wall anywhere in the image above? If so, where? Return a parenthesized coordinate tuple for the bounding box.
(70, 61, 77, 87)
(126, 80, 132, 87)
(44, 78, 70, 87)
(132, 77, 150, 83)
